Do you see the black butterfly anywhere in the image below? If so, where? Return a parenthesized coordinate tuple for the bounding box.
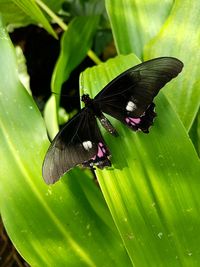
(42, 57, 183, 184)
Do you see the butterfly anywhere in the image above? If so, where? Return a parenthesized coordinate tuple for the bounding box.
(42, 57, 183, 184)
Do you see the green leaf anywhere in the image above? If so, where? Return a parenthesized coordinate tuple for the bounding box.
(105, 0, 173, 57)
(66, 0, 105, 16)
(0, 18, 131, 266)
(52, 15, 100, 96)
(81, 54, 200, 266)
(15, 46, 31, 93)
(42, 0, 64, 13)
(49, 15, 99, 133)
(144, 0, 200, 131)
(0, 0, 31, 26)
(0, 0, 64, 26)
(43, 95, 59, 140)
(11, 0, 57, 38)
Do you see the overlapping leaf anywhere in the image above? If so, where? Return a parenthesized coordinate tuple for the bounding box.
(11, 0, 57, 37)
(105, 0, 173, 57)
(144, 0, 200, 131)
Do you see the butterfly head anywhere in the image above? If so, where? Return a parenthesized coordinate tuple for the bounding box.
(81, 94, 91, 104)
(81, 94, 92, 107)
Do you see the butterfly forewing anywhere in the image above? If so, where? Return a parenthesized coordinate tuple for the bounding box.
(42, 108, 105, 184)
(94, 57, 183, 119)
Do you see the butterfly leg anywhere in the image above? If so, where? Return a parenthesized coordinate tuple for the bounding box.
(98, 113, 118, 136)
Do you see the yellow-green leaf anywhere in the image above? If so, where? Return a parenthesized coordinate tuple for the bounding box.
(106, 0, 173, 57)
(11, 0, 57, 38)
(144, 0, 200, 131)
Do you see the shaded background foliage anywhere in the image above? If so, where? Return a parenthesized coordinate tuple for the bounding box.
(0, 0, 200, 266)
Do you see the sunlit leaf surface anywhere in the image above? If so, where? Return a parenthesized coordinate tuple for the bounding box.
(106, 0, 173, 57)
(81, 54, 200, 266)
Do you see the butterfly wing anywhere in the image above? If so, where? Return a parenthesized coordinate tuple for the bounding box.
(42, 108, 110, 184)
(93, 57, 183, 132)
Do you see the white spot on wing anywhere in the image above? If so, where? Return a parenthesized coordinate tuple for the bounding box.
(126, 101, 137, 112)
(82, 141, 92, 151)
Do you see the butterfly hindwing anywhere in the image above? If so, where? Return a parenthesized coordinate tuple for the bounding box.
(42, 108, 110, 184)
(93, 57, 183, 132)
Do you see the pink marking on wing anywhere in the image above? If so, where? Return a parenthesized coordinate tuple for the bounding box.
(97, 145, 104, 158)
(130, 117, 141, 124)
(102, 147, 106, 153)
(92, 142, 107, 160)
(126, 117, 141, 126)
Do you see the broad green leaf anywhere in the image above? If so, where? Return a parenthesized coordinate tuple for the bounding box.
(11, 0, 57, 38)
(43, 95, 58, 140)
(144, 0, 200, 131)
(0, 18, 131, 267)
(0, 0, 64, 26)
(81, 54, 200, 266)
(51, 15, 100, 97)
(0, 0, 32, 26)
(105, 0, 173, 57)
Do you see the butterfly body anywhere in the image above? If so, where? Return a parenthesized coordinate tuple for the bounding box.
(82, 94, 118, 136)
(42, 57, 183, 184)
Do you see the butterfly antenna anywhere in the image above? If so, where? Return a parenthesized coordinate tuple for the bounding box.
(51, 91, 59, 95)
(51, 91, 69, 97)
(51, 91, 80, 99)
